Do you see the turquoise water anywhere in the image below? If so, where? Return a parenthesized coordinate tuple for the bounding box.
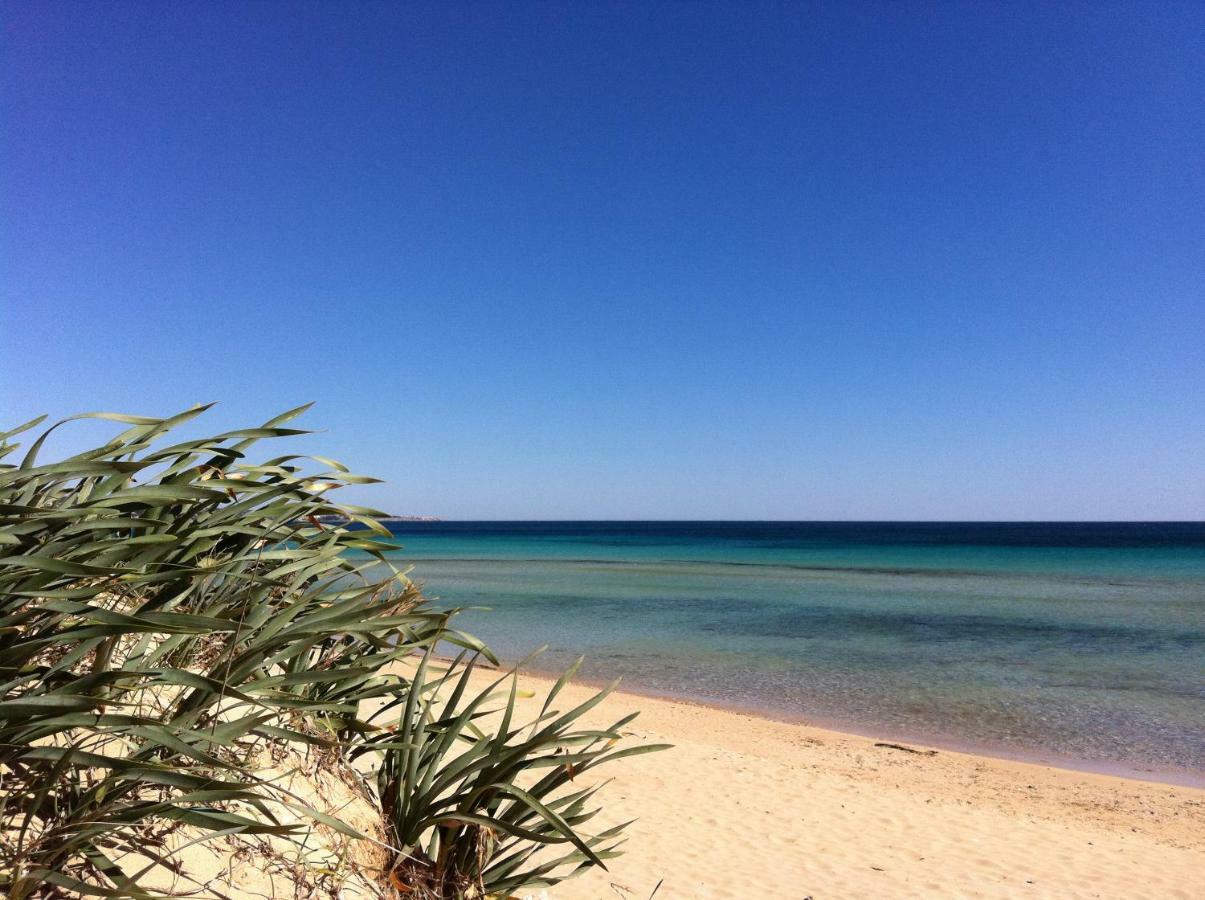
(361, 523, 1205, 782)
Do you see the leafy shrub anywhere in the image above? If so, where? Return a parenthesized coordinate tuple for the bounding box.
(0, 406, 659, 899)
(363, 650, 667, 898)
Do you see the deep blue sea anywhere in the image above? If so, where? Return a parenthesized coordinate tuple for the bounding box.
(360, 522, 1205, 783)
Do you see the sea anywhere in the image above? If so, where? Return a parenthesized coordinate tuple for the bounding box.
(357, 521, 1205, 784)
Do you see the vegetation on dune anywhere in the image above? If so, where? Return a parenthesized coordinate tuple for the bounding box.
(368, 650, 661, 898)
(0, 406, 662, 898)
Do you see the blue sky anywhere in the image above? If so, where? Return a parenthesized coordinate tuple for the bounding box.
(3, 2, 1202, 519)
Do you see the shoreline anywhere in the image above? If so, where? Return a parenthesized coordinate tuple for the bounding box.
(503, 659, 1205, 790)
(473, 665, 1204, 899)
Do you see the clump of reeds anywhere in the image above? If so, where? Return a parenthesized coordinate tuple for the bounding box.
(0, 406, 662, 898)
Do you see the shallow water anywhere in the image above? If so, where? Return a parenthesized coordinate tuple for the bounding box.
(359, 522, 1205, 781)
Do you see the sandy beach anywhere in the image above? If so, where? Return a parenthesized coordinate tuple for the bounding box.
(488, 671, 1205, 900)
(123, 661, 1204, 900)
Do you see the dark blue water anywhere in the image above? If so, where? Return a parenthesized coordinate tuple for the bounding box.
(360, 522, 1205, 781)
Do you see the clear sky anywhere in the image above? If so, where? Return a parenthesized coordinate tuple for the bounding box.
(3, 2, 1202, 520)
